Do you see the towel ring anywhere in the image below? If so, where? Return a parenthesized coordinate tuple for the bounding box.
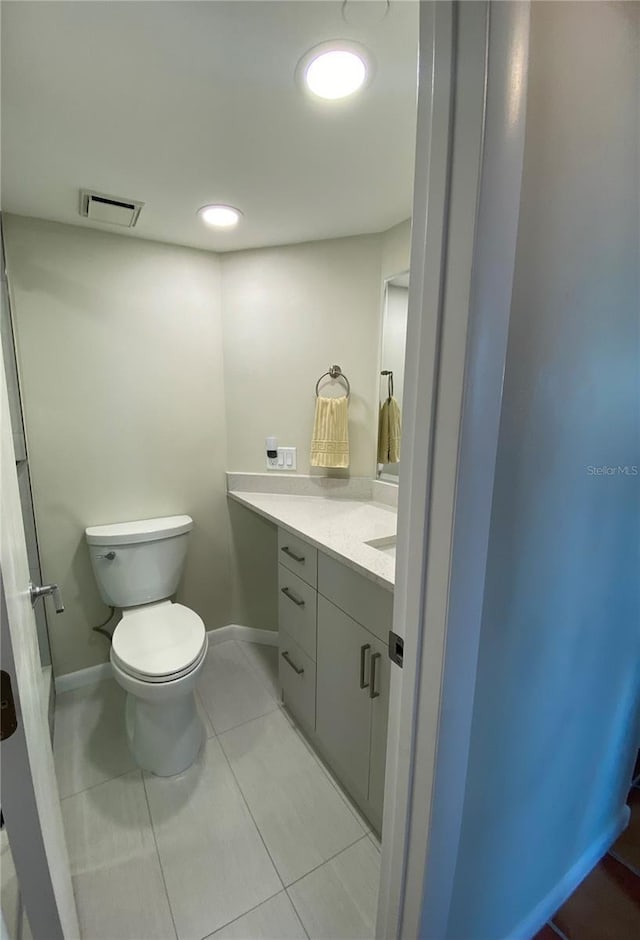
(381, 370, 394, 400)
(315, 364, 351, 398)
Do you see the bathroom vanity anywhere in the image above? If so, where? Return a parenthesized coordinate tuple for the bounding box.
(228, 483, 396, 832)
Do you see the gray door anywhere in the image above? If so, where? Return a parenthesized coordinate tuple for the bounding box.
(316, 595, 372, 801)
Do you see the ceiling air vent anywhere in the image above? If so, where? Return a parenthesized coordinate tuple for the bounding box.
(79, 190, 144, 227)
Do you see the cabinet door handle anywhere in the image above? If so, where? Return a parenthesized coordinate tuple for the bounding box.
(359, 643, 371, 689)
(281, 586, 305, 608)
(370, 652, 382, 699)
(281, 546, 306, 563)
(281, 650, 304, 675)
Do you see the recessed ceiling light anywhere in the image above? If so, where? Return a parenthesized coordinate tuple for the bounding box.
(198, 205, 242, 228)
(298, 42, 370, 101)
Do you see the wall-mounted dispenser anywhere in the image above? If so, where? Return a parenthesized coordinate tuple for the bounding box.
(266, 437, 297, 471)
(266, 437, 278, 469)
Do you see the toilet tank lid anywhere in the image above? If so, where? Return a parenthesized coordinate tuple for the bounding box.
(85, 515, 193, 546)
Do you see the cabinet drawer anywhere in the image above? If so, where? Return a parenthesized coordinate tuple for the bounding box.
(278, 528, 317, 587)
(278, 565, 317, 661)
(318, 552, 393, 643)
(279, 631, 316, 733)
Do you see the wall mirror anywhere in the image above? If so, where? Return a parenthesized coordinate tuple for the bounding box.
(377, 271, 409, 482)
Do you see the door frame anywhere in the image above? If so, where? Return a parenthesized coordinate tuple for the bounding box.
(0, 241, 79, 938)
(378, 2, 531, 936)
(0, 578, 68, 940)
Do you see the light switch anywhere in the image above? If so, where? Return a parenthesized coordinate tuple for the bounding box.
(267, 446, 297, 471)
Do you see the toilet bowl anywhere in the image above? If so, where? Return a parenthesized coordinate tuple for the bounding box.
(111, 600, 207, 776)
(85, 515, 207, 776)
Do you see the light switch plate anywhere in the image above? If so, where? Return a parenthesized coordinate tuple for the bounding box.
(266, 446, 297, 470)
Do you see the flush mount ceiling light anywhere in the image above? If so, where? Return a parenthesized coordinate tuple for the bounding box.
(198, 205, 242, 228)
(298, 41, 371, 101)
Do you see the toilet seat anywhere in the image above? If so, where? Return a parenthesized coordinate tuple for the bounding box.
(112, 602, 207, 683)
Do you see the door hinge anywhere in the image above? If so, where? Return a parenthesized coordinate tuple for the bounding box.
(1, 670, 18, 741)
(388, 631, 404, 668)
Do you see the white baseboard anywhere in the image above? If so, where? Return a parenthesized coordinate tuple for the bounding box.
(55, 661, 113, 694)
(54, 624, 278, 693)
(504, 804, 631, 940)
(212, 624, 279, 647)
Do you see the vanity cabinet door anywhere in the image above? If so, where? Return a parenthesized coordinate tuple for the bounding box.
(368, 633, 391, 822)
(316, 595, 372, 803)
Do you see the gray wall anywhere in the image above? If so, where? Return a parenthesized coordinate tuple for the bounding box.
(221, 233, 383, 477)
(4, 215, 232, 676)
(221, 221, 410, 634)
(448, 2, 640, 936)
(4, 215, 411, 674)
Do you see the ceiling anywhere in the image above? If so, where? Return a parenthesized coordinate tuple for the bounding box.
(1, 1, 418, 253)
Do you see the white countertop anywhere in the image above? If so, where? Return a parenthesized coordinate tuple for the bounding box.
(228, 491, 397, 591)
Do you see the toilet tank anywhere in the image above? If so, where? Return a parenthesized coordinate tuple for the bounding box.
(85, 515, 193, 607)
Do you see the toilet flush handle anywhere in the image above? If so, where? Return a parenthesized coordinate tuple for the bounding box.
(97, 551, 116, 561)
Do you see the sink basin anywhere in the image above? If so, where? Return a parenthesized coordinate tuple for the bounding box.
(364, 536, 397, 559)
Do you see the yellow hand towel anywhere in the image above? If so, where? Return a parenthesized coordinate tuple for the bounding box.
(377, 396, 402, 464)
(310, 396, 350, 469)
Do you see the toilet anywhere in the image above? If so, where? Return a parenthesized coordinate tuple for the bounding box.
(85, 514, 208, 776)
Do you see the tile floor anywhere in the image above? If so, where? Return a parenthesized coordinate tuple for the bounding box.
(53, 639, 380, 940)
(1, 828, 33, 940)
(533, 761, 640, 940)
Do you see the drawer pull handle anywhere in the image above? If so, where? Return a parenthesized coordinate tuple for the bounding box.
(281, 546, 306, 563)
(359, 643, 371, 689)
(281, 587, 305, 608)
(281, 650, 304, 675)
(370, 652, 382, 699)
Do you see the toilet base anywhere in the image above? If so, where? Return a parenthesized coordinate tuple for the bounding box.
(125, 691, 204, 776)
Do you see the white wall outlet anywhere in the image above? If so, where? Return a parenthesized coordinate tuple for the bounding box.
(266, 446, 297, 470)
(279, 447, 296, 470)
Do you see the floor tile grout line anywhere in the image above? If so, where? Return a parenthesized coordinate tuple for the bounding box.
(198, 889, 293, 940)
(195, 690, 217, 738)
(59, 766, 138, 802)
(283, 888, 311, 940)
(210, 701, 281, 738)
(368, 832, 381, 853)
(197, 641, 281, 736)
(215, 702, 287, 740)
(215, 729, 288, 897)
(234, 639, 282, 701)
(547, 921, 570, 940)
(607, 848, 640, 879)
(283, 832, 373, 890)
(141, 771, 180, 940)
(204, 637, 278, 700)
(217, 706, 375, 900)
(220, 716, 369, 904)
(545, 850, 640, 940)
(219, 701, 370, 838)
(283, 711, 372, 836)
